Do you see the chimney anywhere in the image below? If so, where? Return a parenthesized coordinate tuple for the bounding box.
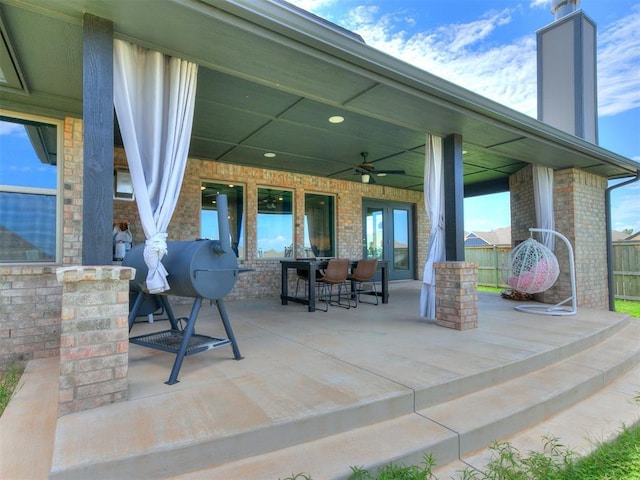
(537, 0, 598, 143)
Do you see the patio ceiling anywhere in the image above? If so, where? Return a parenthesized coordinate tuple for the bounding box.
(1, 0, 637, 195)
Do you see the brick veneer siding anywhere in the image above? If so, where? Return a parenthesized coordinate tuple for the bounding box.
(0, 118, 428, 368)
(114, 147, 427, 301)
(57, 266, 133, 416)
(509, 165, 609, 310)
(0, 118, 83, 366)
(509, 165, 537, 248)
(553, 169, 608, 309)
(434, 262, 478, 330)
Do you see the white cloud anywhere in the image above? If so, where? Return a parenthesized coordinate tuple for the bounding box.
(611, 182, 640, 233)
(337, 7, 539, 116)
(0, 121, 27, 137)
(529, 0, 551, 9)
(286, 0, 337, 12)
(596, 4, 640, 116)
(287, 1, 639, 119)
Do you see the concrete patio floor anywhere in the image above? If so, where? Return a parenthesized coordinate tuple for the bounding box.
(2, 281, 639, 479)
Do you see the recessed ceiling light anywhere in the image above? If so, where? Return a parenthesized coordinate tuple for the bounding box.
(462, 150, 468, 154)
(264, 152, 276, 158)
(328, 115, 344, 124)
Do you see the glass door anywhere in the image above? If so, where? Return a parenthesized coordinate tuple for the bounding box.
(362, 200, 414, 280)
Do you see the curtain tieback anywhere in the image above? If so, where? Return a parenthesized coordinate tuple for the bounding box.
(145, 233, 168, 257)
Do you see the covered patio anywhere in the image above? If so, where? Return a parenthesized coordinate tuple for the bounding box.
(1, 1, 640, 477)
(3, 283, 639, 479)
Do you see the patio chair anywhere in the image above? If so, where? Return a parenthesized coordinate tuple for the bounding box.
(294, 257, 324, 297)
(317, 258, 350, 311)
(347, 258, 379, 306)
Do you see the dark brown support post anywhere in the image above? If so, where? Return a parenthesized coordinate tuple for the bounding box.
(82, 14, 114, 265)
(443, 133, 465, 261)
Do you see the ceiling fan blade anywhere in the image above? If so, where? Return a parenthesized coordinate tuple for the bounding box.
(376, 169, 405, 175)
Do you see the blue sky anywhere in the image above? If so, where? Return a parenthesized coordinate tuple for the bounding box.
(288, 0, 640, 233)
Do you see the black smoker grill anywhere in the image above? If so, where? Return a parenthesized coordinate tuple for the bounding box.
(123, 195, 244, 384)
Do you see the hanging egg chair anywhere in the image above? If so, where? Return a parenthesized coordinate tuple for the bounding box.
(503, 237, 559, 294)
(503, 228, 577, 316)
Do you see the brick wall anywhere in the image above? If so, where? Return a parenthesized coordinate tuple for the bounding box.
(0, 118, 83, 366)
(509, 164, 536, 247)
(57, 266, 132, 415)
(509, 165, 609, 309)
(114, 148, 427, 301)
(553, 168, 608, 309)
(434, 261, 478, 330)
(0, 118, 427, 367)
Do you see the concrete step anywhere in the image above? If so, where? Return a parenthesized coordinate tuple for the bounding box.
(418, 320, 640, 458)
(173, 320, 640, 480)
(434, 364, 640, 479)
(414, 310, 632, 411)
(0, 356, 59, 480)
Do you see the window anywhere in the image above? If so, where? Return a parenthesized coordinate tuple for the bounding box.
(0, 113, 61, 263)
(201, 182, 245, 258)
(257, 187, 293, 258)
(304, 193, 335, 258)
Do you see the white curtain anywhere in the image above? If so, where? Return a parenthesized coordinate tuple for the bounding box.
(533, 165, 555, 250)
(420, 134, 445, 319)
(113, 39, 198, 293)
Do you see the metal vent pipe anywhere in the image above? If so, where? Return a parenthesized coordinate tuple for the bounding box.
(552, 0, 580, 19)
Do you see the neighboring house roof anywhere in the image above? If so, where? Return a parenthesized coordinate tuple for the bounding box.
(464, 228, 635, 245)
(0, 225, 48, 262)
(1, 0, 638, 197)
(465, 227, 512, 246)
(611, 230, 632, 241)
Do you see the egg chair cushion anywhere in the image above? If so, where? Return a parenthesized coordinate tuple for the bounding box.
(504, 237, 560, 294)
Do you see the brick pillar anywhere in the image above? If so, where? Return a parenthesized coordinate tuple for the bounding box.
(551, 168, 608, 309)
(56, 265, 134, 416)
(434, 262, 478, 330)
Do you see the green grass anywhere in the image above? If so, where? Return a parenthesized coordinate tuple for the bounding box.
(477, 286, 504, 293)
(0, 363, 23, 417)
(477, 285, 640, 319)
(558, 424, 640, 480)
(616, 300, 640, 318)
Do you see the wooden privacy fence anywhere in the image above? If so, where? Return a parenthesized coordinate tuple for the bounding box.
(612, 241, 640, 301)
(465, 245, 512, 289)
(465, 241, 640, 301)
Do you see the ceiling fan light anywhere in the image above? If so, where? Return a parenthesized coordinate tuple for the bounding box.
(361, 173, 370, 184)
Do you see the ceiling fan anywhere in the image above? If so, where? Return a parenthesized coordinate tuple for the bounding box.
(262, 189, 278, 210)
(355, 152, 405, 184)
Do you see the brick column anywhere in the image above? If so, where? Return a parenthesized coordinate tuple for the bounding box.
(56, 265, 134, 416)
(509, 166, 609, 310)
(434, 262, 478, 330)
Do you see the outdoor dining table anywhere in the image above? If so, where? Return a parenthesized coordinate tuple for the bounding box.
(280, 259, 389, 312)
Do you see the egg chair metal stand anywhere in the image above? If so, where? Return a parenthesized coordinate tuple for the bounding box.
(513, 228, 577, 316)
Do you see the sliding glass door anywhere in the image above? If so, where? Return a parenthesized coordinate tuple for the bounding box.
(362, 200, 414, 280)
